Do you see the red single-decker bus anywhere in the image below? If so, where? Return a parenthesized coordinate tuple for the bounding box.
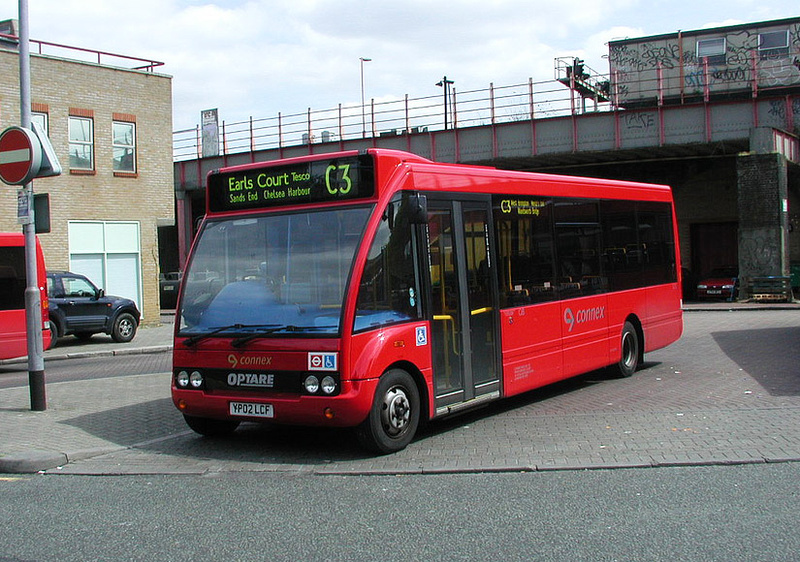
(172, 149, 682, 453)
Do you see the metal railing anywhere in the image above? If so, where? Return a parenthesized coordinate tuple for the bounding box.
(172, 75, 615, 161)
(0, 32, 164, 72)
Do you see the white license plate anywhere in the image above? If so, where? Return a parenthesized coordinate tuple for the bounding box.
(707, 289, 722, 294)
(229, 401, 274, 418)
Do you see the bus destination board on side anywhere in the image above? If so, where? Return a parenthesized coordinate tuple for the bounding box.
(208, 155, 374, 213)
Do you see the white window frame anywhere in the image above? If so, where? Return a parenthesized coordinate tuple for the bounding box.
(759, 30, 789, 57)
(112, 120, 137, 173)
(697, 38, 726, 65)
(69, 116, 94, 171)
(31, 111, 48, 136)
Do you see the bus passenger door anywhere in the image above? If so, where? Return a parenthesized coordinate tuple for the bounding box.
(425, 199, 500, 414)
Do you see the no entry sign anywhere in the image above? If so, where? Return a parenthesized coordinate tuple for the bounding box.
(0, 126, 42, 185)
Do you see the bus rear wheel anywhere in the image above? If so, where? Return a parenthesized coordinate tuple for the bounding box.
(614, 321, 640, 378)
(183, 414, 240, 437)
(356, 369, 420, 454)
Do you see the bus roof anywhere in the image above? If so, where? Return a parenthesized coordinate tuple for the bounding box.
(0, 232, 25, 246)
(398, 157, 673, 201)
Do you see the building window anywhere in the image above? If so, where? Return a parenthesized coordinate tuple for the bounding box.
(697, 38, 726, 65)
(69, 116, 94, 171)
(68, 221, 142, 312)
(31, 111, 48, 135)
(759, 30, 789, 58)
(112, 121, 136, 173)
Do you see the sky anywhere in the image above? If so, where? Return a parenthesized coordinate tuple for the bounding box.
(2, 0, 798, 132)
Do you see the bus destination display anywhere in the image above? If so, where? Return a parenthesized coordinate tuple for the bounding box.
(208, 155, 374, 212)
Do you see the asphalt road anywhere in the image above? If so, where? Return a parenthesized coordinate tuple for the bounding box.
(1, 462, 798, 561)
(0, 351, 172, 389)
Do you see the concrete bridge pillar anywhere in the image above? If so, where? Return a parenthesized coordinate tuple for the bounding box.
(736, 151, 790, 298)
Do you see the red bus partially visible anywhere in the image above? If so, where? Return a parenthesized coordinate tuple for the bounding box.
(172, 149, 682, 453)
(0, 233, 51, 360)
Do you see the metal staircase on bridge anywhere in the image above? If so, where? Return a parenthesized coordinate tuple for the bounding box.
(555, 57, 611, 109)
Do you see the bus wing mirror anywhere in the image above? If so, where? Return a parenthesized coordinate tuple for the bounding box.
(408, 193, 428, 224)
(388, 194, 428, 230)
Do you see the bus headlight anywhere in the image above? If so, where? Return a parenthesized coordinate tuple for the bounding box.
(304, 375, 320, 394)
(190, 371, 204, 388)
(321, 376, 337, 395)
(176, 370, 190, 388)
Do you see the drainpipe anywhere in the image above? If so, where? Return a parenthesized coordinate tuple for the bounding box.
(678, 30, 684, 104)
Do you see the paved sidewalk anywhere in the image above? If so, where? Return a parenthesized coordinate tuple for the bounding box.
(0, 313, 176, 472)
(1, 305, 799, 474)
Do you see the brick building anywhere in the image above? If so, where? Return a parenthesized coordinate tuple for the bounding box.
(0, 21, 173, 325)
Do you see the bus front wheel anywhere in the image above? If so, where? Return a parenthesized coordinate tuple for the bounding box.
(614, 321, 640, 378)
(183, 414, 240, 437)
(356, 369, 420, 454)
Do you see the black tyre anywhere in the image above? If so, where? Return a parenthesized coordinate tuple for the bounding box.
(111, 312, 138, 343)
(614, 321, 640, 378)
(183, 414, 240, 437)
(356, 369, 420, 454)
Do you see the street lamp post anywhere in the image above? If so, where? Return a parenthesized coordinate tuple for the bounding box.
(436, 76, 454, 130)
(360, 57, 371, 138)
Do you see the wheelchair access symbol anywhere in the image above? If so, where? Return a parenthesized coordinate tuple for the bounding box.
(415, 326, 428, 347)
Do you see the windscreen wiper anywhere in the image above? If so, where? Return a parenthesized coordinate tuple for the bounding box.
(231, 325, 336, 348)
(182, 323, 281, 347)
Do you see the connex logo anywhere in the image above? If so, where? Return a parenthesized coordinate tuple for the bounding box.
(563, 306, 605, 332)
(228, 354, 273, 369)
(564, 308, 575, 332)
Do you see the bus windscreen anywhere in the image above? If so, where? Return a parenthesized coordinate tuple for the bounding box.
(207, 154, 375, 213)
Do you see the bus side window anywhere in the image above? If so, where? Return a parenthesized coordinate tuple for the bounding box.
(493, 198, 556, 306)
(0, 266, 18, 310)
(554, 199, 605, 297)
(638, 202, 677, 284)
(0, 247, 26, 310)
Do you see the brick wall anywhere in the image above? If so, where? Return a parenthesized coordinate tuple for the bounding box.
(0, 49, 173, 326)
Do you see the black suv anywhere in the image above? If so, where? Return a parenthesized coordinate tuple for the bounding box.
(47, 271, 140, 347)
